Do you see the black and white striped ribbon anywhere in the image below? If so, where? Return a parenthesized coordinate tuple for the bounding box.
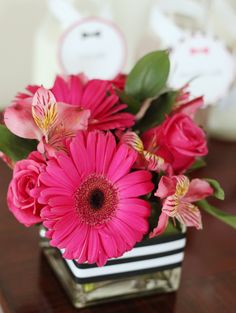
(63, 233, 186, 283)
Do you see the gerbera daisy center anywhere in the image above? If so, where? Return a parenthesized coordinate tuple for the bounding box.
(75, 174, 118, 226)
(89, 188, 105, 210)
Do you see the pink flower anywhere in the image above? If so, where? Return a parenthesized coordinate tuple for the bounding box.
(39, 131, 153, 266)
(7, 151, 46, 227)
(150, 175, 213, 238)
(4, 87, 90, 154)
(173, 87, 204, 119)
(4, 75, 134, 152)
(142, 113, 208, 173)
(51, 75, 134, 130)
(4, 85, 41, 140)
(119, 131, 165, 172)
(173, 96, 204, 118)
(109, 74, 127, 90)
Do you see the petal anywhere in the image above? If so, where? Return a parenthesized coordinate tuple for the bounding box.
(87, 229, 100, 264)
(56, 154, 81, 185)
(143, 150, 165, 172)
(81, 80, 109, 112)
(32, 87, 57, 136)
(81, 79, 135, 131)
(119, 180, 154, 198)
(32, 86, 56, 108)
(174, 175, 190, 198)
(41, 157, 80, 188)
(155, 176, 177, 199)
(105, 222, 131, 254)
(4, 103, 40, 139)
(149, 212, 169, 238)
(93, 131, 116, 174)
(116, 209, 149, 233)
(73, 225, 90, 263)
(99, 228, 118, 259)
(49, 213, 79, 247)
(89, 93, 118, 117)
(119, 198, 151, 217)
(39, 171, 74, 190)
(51, 75, 84, 105)
(120, 131, 144, 153)
(47, 196, 74, 207)
(69, 133, 91, 176)
(174, 96, 204, 119)
(57, 102, 90, 132)
(184, 179, 213, 202)
(39, 187, 72, 203)
(175, 202, 203, 230)
(109, 218, 141, 246)
(116, 170, 152, 189)
(107, 144, 137, 182)
(88, 112, 134, 131)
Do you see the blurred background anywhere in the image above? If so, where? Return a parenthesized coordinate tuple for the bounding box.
(0, 0, 45, 105)
(1, 0, 236, 139)
(0, 2, 236, 311)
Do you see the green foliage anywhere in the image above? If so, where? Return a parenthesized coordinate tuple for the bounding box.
(116, 90, 141, 115)
(135, 91, 177, 132)
(0, 125, 37, 162)
(197, 200, 236, 229)
(124, 51, 170, 114)
(187, 158, 207, 173)
(206, 178, 225, 200)
(163, 221, 181, 236)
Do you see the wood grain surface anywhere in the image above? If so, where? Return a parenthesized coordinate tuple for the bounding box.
(0, 139, 236, 313)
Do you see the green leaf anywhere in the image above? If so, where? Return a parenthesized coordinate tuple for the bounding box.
(205, 178, 225, 200)
(0, 125, 37, 162)
(197, 199, 236, 229)
(125, 51, 170, 103)
(187, 158, 206, 173)
(116, 90, 141, 114)
(163, 221, 181, 236)
(135, 91, 177, 132)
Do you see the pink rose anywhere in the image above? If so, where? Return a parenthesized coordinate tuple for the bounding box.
(7, 151, 46, 227)
(142, 113, 208, 173)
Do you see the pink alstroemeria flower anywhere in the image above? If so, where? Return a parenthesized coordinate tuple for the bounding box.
(4, 87, 90, 153)
(119, 131, 165, 172)
(150, 175, 213, 238)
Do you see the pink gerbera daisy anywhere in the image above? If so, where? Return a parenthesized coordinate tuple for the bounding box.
(39, 131, 153, 266)
(5, 75, 134, 134)
(51, 75, 134, 130)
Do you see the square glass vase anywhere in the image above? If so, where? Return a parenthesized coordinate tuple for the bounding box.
(39, 227, 186, 308)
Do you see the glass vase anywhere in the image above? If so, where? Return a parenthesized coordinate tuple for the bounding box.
(39, 227, 186, 308)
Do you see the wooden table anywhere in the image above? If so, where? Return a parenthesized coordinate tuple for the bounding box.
(0, 139, 236, 313)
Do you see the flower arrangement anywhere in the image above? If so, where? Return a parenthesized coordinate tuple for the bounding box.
(1, 51, 235, 269)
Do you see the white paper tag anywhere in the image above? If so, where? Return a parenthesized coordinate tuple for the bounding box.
(169, 34, 235, 105)
(58, 17, 127, 80)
